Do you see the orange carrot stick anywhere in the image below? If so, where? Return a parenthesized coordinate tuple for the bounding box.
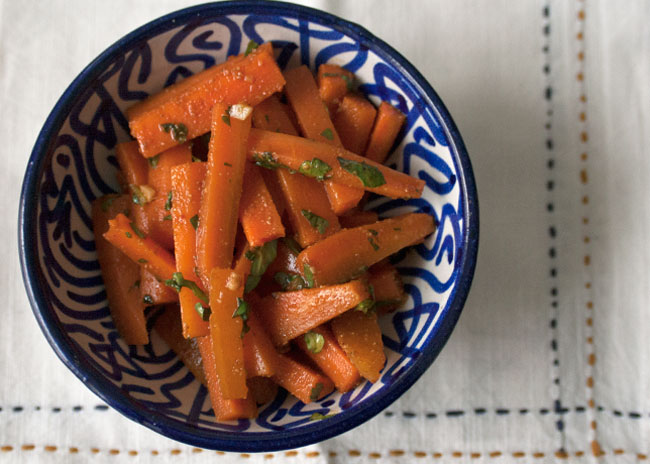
(365, 102, 406, 164)
(338, 210, 379, 229)
(283, 65, 363, 214)
(170, 162, 210, 338)
(297, 213, 435, 286)
(252, 95, 299, 135)
(247, 376, 278, 405)
(317, 64, 354, 116)
(103, 213, 176, 281)
(368, 261, 406, 313)
(128, 43, 285, 158)
(333, 94, 377, 156)
(208, 267, 247, 399)
(92, 195, 148, 345)
(242, 311, 279, 378)
(147, 142, 192, 194)
(331, 310, 386, 383)
(153, 304, 206, 386)
(256, 280, 370, 346)
(295, 324, 360, 392)
(196, 103, 251, 290)
(115, 141, 148, 186)
(239, 163, 285, 247)
(140, 268, 178, 305)
(197, 336, 257, 420)
(272, 352, 334, 404)
(246, 129, 426, 199)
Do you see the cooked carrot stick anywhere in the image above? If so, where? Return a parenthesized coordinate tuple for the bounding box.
(365, 102, 406, 164)
(333, 93, 377, 156)
(196, 103, 251, 290)
(153, 304, 206, 386)
(247, 376, 278, 405)
(256, 280, 370, 346)
(133, 196, 174, 251)
(208, 267, 247, 399)
(239, 163, 285, 247)
(368, 261, 406, 313)
(140, 268, 178, 305)
(331, 310, 386, 383)
(197, 336, 257, 420)
(297, 213, 435, 286)
(115, 141, 148, 186)
(295, 324, 360, 392)
(170, 162, 210, 338)
(338, 210, 379, 229)
(317, 64, 354, 116)
(128, 42, 285, 158)
(246, 129, 425, 199)
(103, 212, 177, 282)
(283, 65, 363, 214)
(92, 195, 148, 345)
(147, 142, 192, 194)
(242, 311, 278, 378)
(272, 352, 334, 404)
(251, 94, 340, 247)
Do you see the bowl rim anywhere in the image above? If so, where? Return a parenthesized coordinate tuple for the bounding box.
(18, 0, 479, 452)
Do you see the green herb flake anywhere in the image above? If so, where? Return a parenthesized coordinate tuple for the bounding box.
(163, 214, 172, 221)
(192, 155, 201, 163)
(303, 263, 315, 288)
(320, 128, 334, 141)
(125, 231, 132, 238)
(101, 196, 116, 212)
(165, 191, 173, 211)
(337, 157, 386, 188)
(138, 258, 148, 264)
(160, 122, 188, 143)
(224, 162, 232, 167)
(264, 114, 270, 123)
(190, 214, 199, 230)
(164, 272, 209, 304)
(282, 237, 302, 256)
(299, 158, 332, 181)
(252, 151, 285, 170)
(244, 240, 278, 293)
(244, 40, 259, 56)
(309, 412, 335, 421)
(233, 297, 251, 337)
(368, 236, 379, 251)
(304, 331, 325, 354)
(310, 382, 324, 401)
(368, 229, 378, 236)
(133, 279, 141, 289)
(130, 222, 146, 239)
(148, 155, 160, 168)
(301, 209, 329, 234)
(130, 185, 146, 206)
(274, 272, 306, 291)
(195, 302, 211, 321)
(322, 72, 353, 91)
(221, 112, 231, 127)
(393, 227, 401, 231)
(143, 294, 154, 305)
(355, 298, 375, 315)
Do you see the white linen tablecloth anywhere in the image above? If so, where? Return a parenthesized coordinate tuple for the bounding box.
(2, 0, 649, 462)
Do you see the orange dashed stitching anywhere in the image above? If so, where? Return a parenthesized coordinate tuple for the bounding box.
(44, 446, 57, 452)
(192, 448, 203, 453)
(452, 451, 463, 458)
(348, 450, 361, 457)
(414, 451, 427, 458)
(369, 452, 381, 459)
(1, 446, 13, 452)
(170, 449, 181, 455)
(390, 450, 405, 457)
(470, 452, 481, 458)
(108, 448, 120, 455)
(533, 452, 546, 458)
(305, 451, 320, 458)
(264, 453, 274, 459)
(489, 451, 502, 458)
(128, 450, 138, 456)
(512, 451, 525, 458)
(555, 450, 569, 459)
(69, 447, 79, 454)
(21, 445, 34, 451)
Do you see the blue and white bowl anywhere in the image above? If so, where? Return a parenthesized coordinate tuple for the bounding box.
(18, 1, 478, 452)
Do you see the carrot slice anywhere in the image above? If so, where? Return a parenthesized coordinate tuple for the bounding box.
(103, 212, 176, 282)
(153, 305, 206, 386)
(283, 65, 363, 214)
(331, 310, 386, 383)
(239, 163, 285, 247)
(208, 267, 247, 399)
(247, 376, 278, 405)
(297, 213, 435, 286)
(140, 268, 177, 305)
(252, 95, 299, 135)
(92, 195, 148, 345)
(196, 103, 251, 290)
(368, 261, 406, 313)
(242, 311, 279, 378)
(365, 102, 406, 164)
(317, 64, 354, 115)
(256, 280, 370, 346)
(338, 210, 379, 229)
(246, 129, 426, 199)
(272, 352, 334, 404)
(332, 94, 377, 156)
(170, 162, 210, 338)
(115, 141, 148, 186)
(295, 324, 360, 392)
(197, 336, 257, 420)
(128, 42, 285, 158)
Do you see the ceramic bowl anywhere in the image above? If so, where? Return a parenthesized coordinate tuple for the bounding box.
(18, 1, 478, 452)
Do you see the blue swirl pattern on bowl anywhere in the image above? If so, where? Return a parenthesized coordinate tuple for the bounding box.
(19, 1, 478, 451)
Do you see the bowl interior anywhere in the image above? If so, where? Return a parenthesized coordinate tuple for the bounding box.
(20, 1, 476, 451)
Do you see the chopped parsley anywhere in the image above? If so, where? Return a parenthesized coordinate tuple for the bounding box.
(368, 236, 379, 251)
(221, 111, 231, 127)
(244, 240, 278, 293)
(355, 299, 375, 315)
(337, 157, 386, 188)
(101, 196, 116, 212)
(163, 214, 172, 221)
(301, 209, 329, 234)
(164, 272, 209, 305)
(224, 162, 232, 167)
(125, 231, 132, 238)
(299, 158, 332, 181)
(143, 294, 154, 305)
(304, 331, 325, 354)
(190, 214, 199, 230)
(274, 272, 306, 291)
(138, 258, 148, 264)
(148, 155, 160, 168)
(282, 237, 302, 256)
(320, 128, 334, 141)
(195, 302, 211, 321)
(244, 40, 259, 56)
(309, 412, 336, 421)
(303, 263, 315, 288)
(310, 382, 324, 401)
(160, 122, 188, 143)
(130, 222, 146, 239)
(232, 297, 251, 337)
(165, 191, 172, 211)
(252, 151, 285, 170)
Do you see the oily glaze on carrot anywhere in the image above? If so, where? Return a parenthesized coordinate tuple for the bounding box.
(246, 129, 426, 199)
(115, 141, 148, 186)
(242, 311, 279, 378)
(128, 42, 285, 158)
(333, 93, 377, 156)
(283, 65, 363, 214)
(256, 280, 370, 346)
(208, 267, 247, 399)
(368, 261, 406, 313)
(196, 103, 251, 290)
(103, 213, 176, 281)
(93, 195, 148, 345)
(197, 336, 257, 420)
(331, 310, 386, 383)
(272, 352, 335, 404)
(297, 213, 435, 286)
(365, 102, 406, 164)
(153, 305, 206, 386)
(170, 162, 210, 338)
(338, 210, 379, 229)
(239, 163, 285, 247)
(317, 64, 354, 116)
(140, 268, 177, 305)
(295, 324, 360, 392)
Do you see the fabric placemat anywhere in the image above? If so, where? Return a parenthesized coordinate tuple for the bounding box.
(2, 0, 648, 462)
